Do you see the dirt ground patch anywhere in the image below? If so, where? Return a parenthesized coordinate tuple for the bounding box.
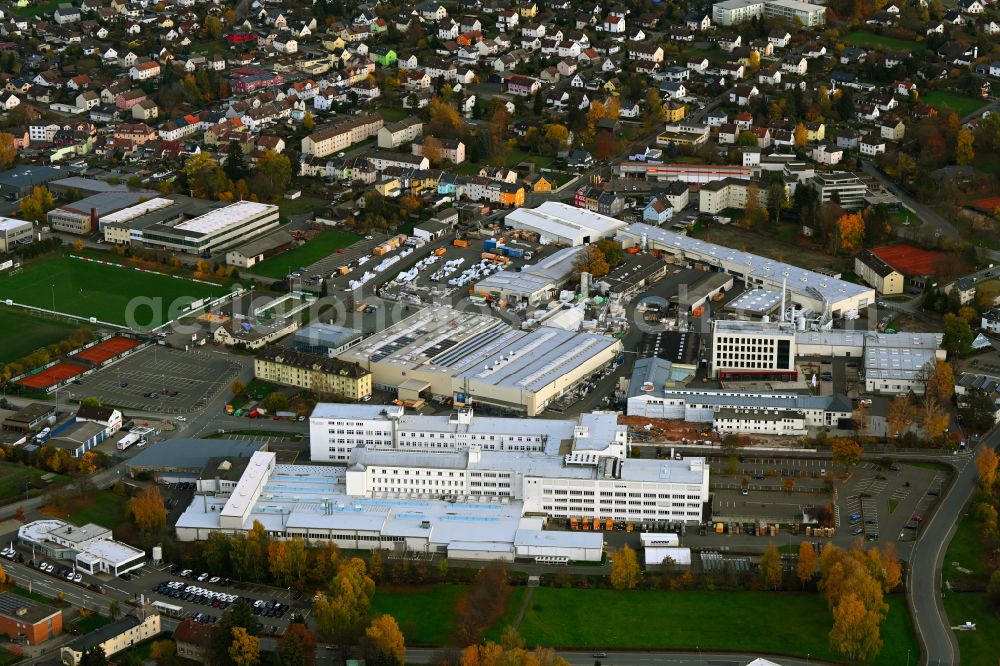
(692, 224, 847, 273)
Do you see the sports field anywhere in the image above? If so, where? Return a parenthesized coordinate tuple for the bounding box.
(251, 230, 360, 279)
(72, 336, 141, 364)
(0, 307, 93, 364)
(0, 255, 229, 330)
(16, 361, 86, 389)
(923, 90, 985, 117)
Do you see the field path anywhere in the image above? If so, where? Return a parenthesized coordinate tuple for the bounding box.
(512, 586, 534, 629)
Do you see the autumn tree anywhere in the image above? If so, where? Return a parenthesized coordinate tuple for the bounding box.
(829, 593, 883, 662)
(228, 627, 259, 666)
(955, 128, 975, 165)
(796, 541, 817, 589)
(224, 140, 249, 183)
(837, 212, 865, 252)
(0, 132, 17, 169)
(182, 153, 231, 200)
(977, 447, 998, 489)
(251, 149, 292, 201)
(794, 122, 808, 146)
(572, 244, 610, 278)
(279, 623, 316, 666)
(942, 312, 974, 355)
(302, 111, 315, 132)
(365, 615, 406, 666)
(455, 562, 510, 646)
(759, 542, 783, 590)
(831, 438, 862, 469)
(921, 395, 949, 439)
(312, 558, 375, 644)
(129, 485, 167, 533)
(923, 360, 954, 405)
(883, 394, 911, 436)
(743, 183, 767, 228)
(878, 543, 902, 594)
(231, 380, 246, 397)
(610, 545, 640, 590)
(19, 186, 54, 223)
(421, 136, 443, 165)
(783, 477, 795, 494)
(428, 97, 462, 138)
(148, 640, 176, 665)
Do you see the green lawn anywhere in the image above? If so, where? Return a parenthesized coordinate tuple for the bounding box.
(43, 489, 129, 529)
(517, 589, 916, 666)
(10, 0, 61, 16)
(0, 461, 68, 505)
(371, 584, 468, 645)
(0, 306, 93, 364)
(379, 108, 410, 123)
(278, 196, 327, 218)
(0, 254, 228, 330)
(843, 31, 928, 54)
(72, 614, 110, 634)
(923, 90, 986, 118)
(942, 511, 999, 663)
(250, 230, 360, 279)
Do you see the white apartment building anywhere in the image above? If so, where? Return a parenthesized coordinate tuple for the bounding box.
(713, 0, 825, 26)
(300, 113, 384, 157)
(698, 178, 769, 214)
(711, 319, 797, 381)
(377, 117, 423, 149)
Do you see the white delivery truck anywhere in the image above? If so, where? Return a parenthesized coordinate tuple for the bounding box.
(117, 432, 141, 451)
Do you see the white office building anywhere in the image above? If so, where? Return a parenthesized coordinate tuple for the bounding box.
(17, 520, 145, 576)
(141, 201, 280, 254)
(311, 404, 625, 462)
(711, 320, 797, 381)
(627, 387, 853, 428)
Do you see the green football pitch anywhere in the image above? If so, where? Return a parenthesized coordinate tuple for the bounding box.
(0, 255, 229, 330)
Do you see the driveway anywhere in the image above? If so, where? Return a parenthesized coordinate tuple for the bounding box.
(859, 161, 961, 243)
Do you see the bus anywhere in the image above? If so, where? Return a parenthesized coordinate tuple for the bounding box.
(151, 600, 184, 618)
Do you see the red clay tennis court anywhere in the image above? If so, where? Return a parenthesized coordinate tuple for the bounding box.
(71, 336, 141, 364)
(16, 362, 86, 390)
(870, 244, 945, 277)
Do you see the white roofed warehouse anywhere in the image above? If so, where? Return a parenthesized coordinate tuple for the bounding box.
(335, 306, 623, 416)
(504, 201, 627, 246)
(618, 222, 875, 318)
(140, 201, 280, 254)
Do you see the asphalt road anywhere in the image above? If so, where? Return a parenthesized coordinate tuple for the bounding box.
(906, 426, 993, 666)
(859, 161, 961, 243)
(405, 648, 839, 666)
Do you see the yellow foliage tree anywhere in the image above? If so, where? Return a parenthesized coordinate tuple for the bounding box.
(977, 447, 998, 488)
(794, 122, 809, 146)
(796, 541, 817, 589)
(129, 485, 167, 533)
(956, 128, 975, 165)
(837, 212, 865, 252)
(365, 615, 406, 665)
(228, 627, 260, 666)
(760, 542, 783, 590)
(829, 593, 883, 662)
(609, 545, 640, 590)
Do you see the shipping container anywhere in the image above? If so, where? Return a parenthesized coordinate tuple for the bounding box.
(433, 247, 447, 256)
(484, 239, 498, 251)
(454, 239, 469, 248)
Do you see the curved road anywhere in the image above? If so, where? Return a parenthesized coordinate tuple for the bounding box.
(907, 426, 996, 666)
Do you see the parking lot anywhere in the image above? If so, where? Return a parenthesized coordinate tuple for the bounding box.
(75, 346, 241, 413)
(837, 461, 946, 545)
(151, 573, 292, 635)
